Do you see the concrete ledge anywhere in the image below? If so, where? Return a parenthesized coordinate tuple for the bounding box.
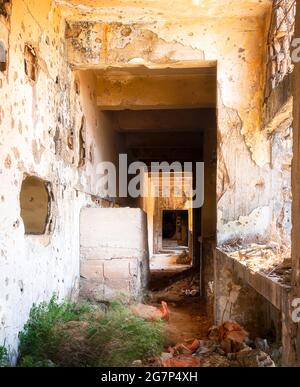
(216, 248, 291, 310)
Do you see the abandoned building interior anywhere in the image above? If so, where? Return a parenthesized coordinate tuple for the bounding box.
(1, 0, 300, 367)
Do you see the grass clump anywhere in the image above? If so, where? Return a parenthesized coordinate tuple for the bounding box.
(86, 300, 165, 367)
(17, 297, 165, 367)
(0, 346, 9, 367)
(18, 296, 92, 367)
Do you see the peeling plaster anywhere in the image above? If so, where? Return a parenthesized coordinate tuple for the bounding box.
(0, 0, 294, 360)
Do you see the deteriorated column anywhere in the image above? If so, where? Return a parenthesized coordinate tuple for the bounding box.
(288, 0, 300, 367)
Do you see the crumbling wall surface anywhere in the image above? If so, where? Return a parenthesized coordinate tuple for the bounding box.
(65, 9, 291, 247)
(0, 0, 127, 360)
(265, 0, 295, 98)
(260, 0, 295, 230)
(289, 0, 300, 367)
(0, 1, 10, 71)
(80, 208, 149, 302)
(215, 249, 283, 341)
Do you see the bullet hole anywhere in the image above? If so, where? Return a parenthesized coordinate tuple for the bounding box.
(24, 44, 38, 82)
(89, 144, 94, 163)
(67, 129, 74, 150)
(54, 127, 61, 155)
(13, 219, 20, 229)
(4, 154, 11, 168)
(78, 116, 86, 168)
(20, 176, 52, 235)
(18, 280, 24, 294)
(121, 26, 132, 37)
(74, 79, 80, 94)
(0, 41, 6, 72)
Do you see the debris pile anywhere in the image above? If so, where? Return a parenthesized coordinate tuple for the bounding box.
(160, 320, 276, 368)
(150, 272, 200, 303)
(162, 354, 202, 367)
(267, 258, 292, 285)
(222, 242, 291, 285)
(176, 250, 192, 265)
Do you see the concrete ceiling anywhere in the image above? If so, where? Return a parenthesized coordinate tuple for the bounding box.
(114, 109, 216, 132)
(116, 109, 213, 164)
(56, 0, 272, 20)
(125, 131, 204, 164)
(96, 65, 217, 110)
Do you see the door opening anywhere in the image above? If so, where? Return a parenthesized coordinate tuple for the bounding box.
(162, 210, 189, 251)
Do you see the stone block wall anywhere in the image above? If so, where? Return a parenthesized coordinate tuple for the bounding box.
(80, 208, 149, 302)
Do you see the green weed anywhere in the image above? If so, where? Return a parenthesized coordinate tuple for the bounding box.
(17, 297, 165, 367)
(0, 346, 9, 367)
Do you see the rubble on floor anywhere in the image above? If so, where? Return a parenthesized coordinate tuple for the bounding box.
(176, 250, 192, 265)
(160, 320, 276, 368)
(147, 271, 278, 367)
(130, 301, 170, 322)
(149, 271, 200, 303)
(162, 354, 202, 367)
(217, 321, 248, 350)
(221, 242, 291, 285)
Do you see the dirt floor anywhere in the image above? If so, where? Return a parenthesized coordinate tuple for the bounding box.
(148, 268, 211, 347)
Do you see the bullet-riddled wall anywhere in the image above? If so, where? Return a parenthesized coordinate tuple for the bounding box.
(0, 0, 129, 359)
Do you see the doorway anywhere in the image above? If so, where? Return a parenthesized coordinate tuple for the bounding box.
(162, 210, 189, 251)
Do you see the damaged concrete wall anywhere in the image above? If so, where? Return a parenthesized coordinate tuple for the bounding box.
(215, 249, 283, 341)
(289, 0, 300, 367)
(0, 0, 129, 360)
(213, 1, 295, 362)
(265, 0, 295, 96)
(64, 8, 291, 248)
